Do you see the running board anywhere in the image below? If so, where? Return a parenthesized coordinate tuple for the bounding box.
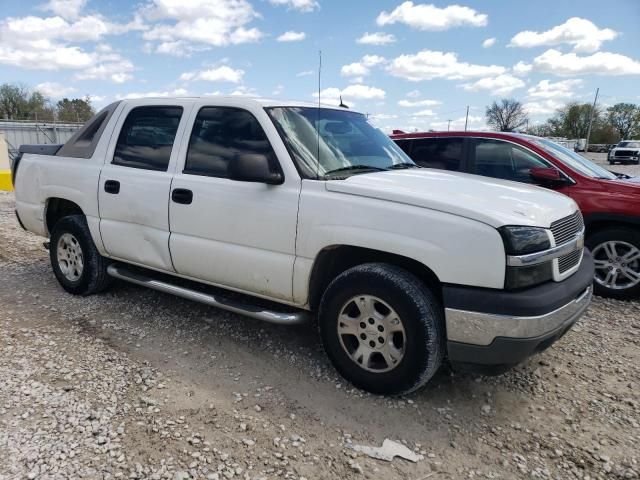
(106, 264, 309, 325)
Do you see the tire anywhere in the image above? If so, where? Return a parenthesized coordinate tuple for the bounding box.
(586, 228, 640, 300)
(318, 263, 445, 395)
(50, 215, 113, 295)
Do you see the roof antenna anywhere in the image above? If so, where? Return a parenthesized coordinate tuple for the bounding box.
(339, 95, 349, 109)
(316, 50, 322, 180)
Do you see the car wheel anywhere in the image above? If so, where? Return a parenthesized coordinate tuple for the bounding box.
(50, 215, 113, 295)
(318, 263, 445, 395)
(587, 228, 640, 300)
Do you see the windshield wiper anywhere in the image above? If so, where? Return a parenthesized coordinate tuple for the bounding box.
(323, 165, 388, 177)
(388, 163, 420, 169)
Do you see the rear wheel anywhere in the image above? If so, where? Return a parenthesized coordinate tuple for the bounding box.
(50, 215, 113, 295)
(318, 263, 445, 395)
(587, 228, 640, 299)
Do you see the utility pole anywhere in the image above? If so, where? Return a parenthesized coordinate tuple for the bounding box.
(585, 87, 599, 153)
(464, 106, 469, 131)
(447, 119, 452, 131)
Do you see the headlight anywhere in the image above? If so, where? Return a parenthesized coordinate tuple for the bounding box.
(499, 226, 551, 255)
(499, 226, 553, 290)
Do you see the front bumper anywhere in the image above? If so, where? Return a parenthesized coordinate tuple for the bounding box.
(444, 249, 594, 370)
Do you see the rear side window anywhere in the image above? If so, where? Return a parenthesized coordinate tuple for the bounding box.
(410, 138, 463, 171)
(113, 106, 183, 171)
(473, 139, 550, 183)
(185, 107, 277, 178)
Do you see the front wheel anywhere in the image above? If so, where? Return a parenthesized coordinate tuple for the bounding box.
(587, 228, 640, 299)
(50, 215, 113, 295)
(318, 263, 445, 395)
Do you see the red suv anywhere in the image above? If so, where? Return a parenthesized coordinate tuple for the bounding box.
(390, 131, 640, 299)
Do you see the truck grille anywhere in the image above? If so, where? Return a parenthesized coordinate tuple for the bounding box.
(558, 249, 582, 273)
(550, 211, 584, 245)
(614, 150, 636, 158)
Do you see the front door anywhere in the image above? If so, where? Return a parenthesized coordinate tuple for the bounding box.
(98, 102, 192, 271)
(168, 104, 300, 301)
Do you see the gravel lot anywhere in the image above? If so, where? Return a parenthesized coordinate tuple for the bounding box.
(1, 187, 639, 480)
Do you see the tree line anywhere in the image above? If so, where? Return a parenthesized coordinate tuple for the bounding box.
(486, 98, 640, 143)
(0, 83, 96, 123)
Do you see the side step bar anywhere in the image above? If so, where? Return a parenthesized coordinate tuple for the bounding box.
(106, 264, 309, 325)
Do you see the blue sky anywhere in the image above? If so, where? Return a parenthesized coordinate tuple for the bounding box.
(1, 0, 639, 131)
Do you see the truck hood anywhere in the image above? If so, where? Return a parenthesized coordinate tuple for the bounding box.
(325, 169, 578, 228)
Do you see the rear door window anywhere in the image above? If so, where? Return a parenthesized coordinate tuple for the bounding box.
(113, 106, 183, 171)
(409, 137, 464, 171)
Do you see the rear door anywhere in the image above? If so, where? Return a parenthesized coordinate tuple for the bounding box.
(98, 101, 192, 271)
(405, 137, 468, 172)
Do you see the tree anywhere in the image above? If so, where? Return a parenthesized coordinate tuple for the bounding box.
(0, 83, 55, 120)
(485, 98, 529, 132)
(56, 97, 95, 123)
(548, 102, 600, 139)
(0, 83, 30, 119)
(607, 103, 640, 140)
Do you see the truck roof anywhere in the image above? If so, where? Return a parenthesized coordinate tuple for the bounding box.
(118, 96, 359, 112)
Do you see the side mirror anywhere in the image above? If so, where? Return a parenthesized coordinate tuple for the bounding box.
(529, 167, 565, 185)
(228, 154, 283, 185)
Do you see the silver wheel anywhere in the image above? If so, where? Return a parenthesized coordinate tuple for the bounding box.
(592, 240, 640, 290)
(336, 295, 406, 373)
(56, 233, 84, 282)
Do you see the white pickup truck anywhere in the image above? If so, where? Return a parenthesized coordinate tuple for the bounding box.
(12, 97, 594, 394)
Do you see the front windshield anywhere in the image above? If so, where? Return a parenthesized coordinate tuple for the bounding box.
(529, 137, 617, 180)
(266, 107, 414, 178)
(619, 141, 640, 148)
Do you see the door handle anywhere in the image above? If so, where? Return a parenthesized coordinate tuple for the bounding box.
(104, 180, 120, 194)
(172, 188, 193, 205)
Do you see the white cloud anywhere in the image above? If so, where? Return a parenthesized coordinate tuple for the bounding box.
(430, 115, 484, 131)
(527, 79, 583, 99)
(509, 17, 617, 53)
(357, 32, 396, 45)
(398, 99, 441, 107)
(461, 74, 525, 95)
(272, 84, 284, 95)
(0, 6, 137, 83)
(40, 0, 87, 20)
(277, 31, 306, 42)
(413, 109, 436, 116)
(531, 48, 640, 76)
(229, 85, 258, 96)
(482, 37, 496, 48)
(179, 65, 245, 83)
(117, 88, 190, 100)
(523, 99, 564, 116)
(296, 70, 314, 77)
(36, 82, 77, 97)
(313, 84, 386, 106)
(75, 55, 134, 83)
(512, 61, 532, 76)
(406, 89, 421, 98)
(341, 55, 385, 77)
(269, 0, 319, 12)
(388, 50, 505, 81)
(377, 2, 487, 31)
(141, 0, 263, 54)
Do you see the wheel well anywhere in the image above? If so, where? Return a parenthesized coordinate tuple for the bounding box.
(585, 220, 639, 238)
(45, 198, 84, 234)
(308, 245, 442, 311)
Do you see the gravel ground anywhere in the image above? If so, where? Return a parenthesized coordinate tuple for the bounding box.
(1, 190, 639, 480)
